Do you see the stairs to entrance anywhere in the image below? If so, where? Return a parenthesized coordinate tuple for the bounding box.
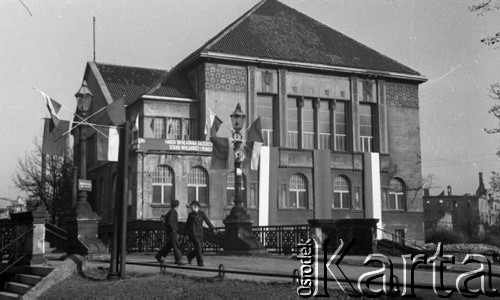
(0, 266, 54, 299)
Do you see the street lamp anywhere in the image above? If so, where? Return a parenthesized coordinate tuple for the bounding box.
(228, 103, 249, 219)
(66, 80, 107, 256)
(74, 80, 95, 217)
(222, 103, 265, 254)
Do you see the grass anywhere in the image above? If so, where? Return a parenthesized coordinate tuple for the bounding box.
(38, 267, 314, 300)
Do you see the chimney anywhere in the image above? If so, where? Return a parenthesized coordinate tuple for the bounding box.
(476, 172, 487, 197)
(424, 188, 430, 197)
(447, 185, 452, 196)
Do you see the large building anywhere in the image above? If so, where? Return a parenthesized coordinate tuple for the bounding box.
(424, 173, 500, 238)
(76, 0, 427, 241)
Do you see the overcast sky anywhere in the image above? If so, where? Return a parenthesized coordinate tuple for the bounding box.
(1, 0, 500, 199)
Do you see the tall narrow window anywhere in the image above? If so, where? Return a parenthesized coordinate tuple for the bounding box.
(248, 182, 258, 209)
(188, 167, 208, 205)
(333, 176, 350, 209)
(335, 102, 347, 151)
(318, 100, 331, 150)
(359, 104, 374, 152)
(166, 118, 182, 140)
(288, 174, 308, 208)
(152, 166, 174, 204)
(182, 119, 196, 140)
(153, 118, 166, 139)
(388, 178, 406, 210)
(302, 99, 314, 149)
(226, 173, 246, 206)
(256, 95, 274, 146)
(287, 98, 299, 148)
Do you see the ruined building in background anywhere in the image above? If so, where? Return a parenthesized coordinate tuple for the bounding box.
(424, 173, 500, 238)
(74, 0, 427, 241)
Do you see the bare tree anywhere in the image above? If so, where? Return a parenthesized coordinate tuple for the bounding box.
(470, 0, 500, 46)
(12, 139, 73, 224)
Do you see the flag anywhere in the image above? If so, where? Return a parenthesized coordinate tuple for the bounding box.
(248, 117, 264, 143)
(210, 116, 223, 137)
(133, 115, 139, 132)
(205, 107, 223, 137)
(97, 127, 119, 161)
(247, 117, 264, 170)
(210, 137, 229, 169)
(42, 118, 69, 156)
(106, 97, 126, 126)
(250, 142, 263, 170)
(36, 89, 62, 128)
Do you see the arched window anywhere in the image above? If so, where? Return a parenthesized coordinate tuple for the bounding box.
(188, 167, 208, 205)
(333, 176, 350, 209)
(152, 166, 174, 204)
(286, 174, 308, 208)
(226, 172, 246, 206)
(389, 178, 406, 210)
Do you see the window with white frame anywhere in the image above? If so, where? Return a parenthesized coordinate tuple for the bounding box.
(146, 117, 196, 140)
(359, 104, 374, 152)
(256, 95, 275, 146)
(333, 176, 350, 209)
(284, 174, 308, 209)
(318, 100, 331, 150)
(287, 97, 299, 148)
(188, 167, 208, 205)
(226, 172, 246, 207)
(152, 166, 174, 204)
(388, 178, 406, 210)
(302, 99, 314, 149)
(335, 101, 347, 151)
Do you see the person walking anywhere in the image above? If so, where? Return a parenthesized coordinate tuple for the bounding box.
(185, 200, 215, 267)
(155, 199, 185, 265)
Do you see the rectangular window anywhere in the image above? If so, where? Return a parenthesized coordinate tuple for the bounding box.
(248, 183, 258, 208)
(359, 104, 373, 152)
(287, 98, 298, 148)
(278, 184, 287, 208)
(335, 101, 347, 151)
(394, 229, 405, 246)
(352, 186, 363, 210)
(166, 118, 182, 140)
(152, 186, 162, 203)
(302, 99, 314, 149)
(256, 95, 274, 146)
(153, 118, 166, 139)
(318, 100, 331, 150)
(182, 119, 196, 140)
(381, 187, 388, 210)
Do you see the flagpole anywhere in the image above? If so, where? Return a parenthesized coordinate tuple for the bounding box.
(119, 121, 130, 278)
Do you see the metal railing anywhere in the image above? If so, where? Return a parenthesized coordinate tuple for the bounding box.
(376, 227, 428, 256)
(99, 221, 310, 255)
(251, 225, 310, 255)
(0, 226, 34, 276)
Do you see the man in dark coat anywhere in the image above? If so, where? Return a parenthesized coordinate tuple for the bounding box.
(155, 199, 185, 265)
(185, 200, 215, 267)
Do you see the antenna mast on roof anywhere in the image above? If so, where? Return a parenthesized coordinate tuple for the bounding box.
(93, 16, 96, 62)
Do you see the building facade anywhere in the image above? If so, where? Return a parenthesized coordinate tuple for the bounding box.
(424, 173, 500, 237)
(76, 0, 427, 241)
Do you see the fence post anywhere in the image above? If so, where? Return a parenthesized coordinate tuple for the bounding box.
(10, 210, 48, 265)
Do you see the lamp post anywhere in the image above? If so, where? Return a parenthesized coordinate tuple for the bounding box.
(66, 80, 107, 255)
(74, 80, 95, 217)
(228, 103, 250, 220)
(223, 103, 265, 254)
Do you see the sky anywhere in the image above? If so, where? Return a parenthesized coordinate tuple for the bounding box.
(1, 0, 500, 199)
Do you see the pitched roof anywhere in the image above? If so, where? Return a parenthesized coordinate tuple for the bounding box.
(143, 70, 197, 100)
(180, 0, 423, 79)
(95, 63, 195, 105)
(95, 63, 166, 105)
